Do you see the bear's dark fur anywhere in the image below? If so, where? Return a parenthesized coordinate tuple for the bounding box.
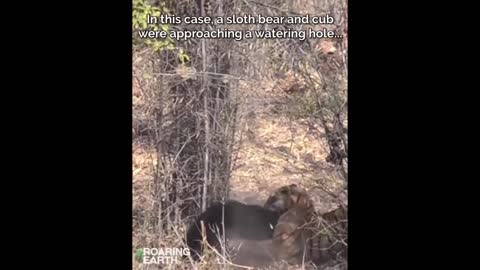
(186, 200, 282, 260)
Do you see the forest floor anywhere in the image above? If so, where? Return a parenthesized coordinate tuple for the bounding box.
(229, 79, 346, 213)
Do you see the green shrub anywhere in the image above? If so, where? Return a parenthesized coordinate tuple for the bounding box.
(132, 0, 174, 51)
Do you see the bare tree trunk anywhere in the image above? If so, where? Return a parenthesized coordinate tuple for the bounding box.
(200, 0, 209, 213)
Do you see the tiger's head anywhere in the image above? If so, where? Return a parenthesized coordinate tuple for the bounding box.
(264, 184, 315, 214)
(270, 192, 316, 263)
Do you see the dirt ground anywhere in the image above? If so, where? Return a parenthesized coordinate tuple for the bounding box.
(229, 78, 346, 213)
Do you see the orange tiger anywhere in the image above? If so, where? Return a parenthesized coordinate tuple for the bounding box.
(265, 184, 347, 268)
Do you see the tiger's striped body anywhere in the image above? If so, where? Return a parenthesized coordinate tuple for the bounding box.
(265, 184, 347, 267)
(304, 205, 348, 266)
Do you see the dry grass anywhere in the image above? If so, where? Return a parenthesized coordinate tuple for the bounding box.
(230, 75, 346, 214)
